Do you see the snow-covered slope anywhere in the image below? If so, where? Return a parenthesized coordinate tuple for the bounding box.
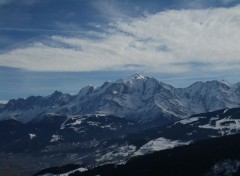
(133, 137, 190, 156)
(1, 74, 240, 123)
(177, 80, 240, 114)
(58, 74, 186, 123)
(0, 91, 74, 123)
(175, 108, 240, 136)
(80, 107, 240, 165)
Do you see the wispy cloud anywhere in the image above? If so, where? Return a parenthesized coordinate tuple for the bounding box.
(0, 5, 240, 75)
(91, 0, 132, 21)
(220, 0, 235, 5)
(0, 27, 83, 33)
(0, 0, 36, 6)
(0, 0, 12, 5)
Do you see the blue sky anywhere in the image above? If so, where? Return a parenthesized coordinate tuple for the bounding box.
(1, 0, 240, 101)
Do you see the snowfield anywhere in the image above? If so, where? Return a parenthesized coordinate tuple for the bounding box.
(133, 137, 191, 156)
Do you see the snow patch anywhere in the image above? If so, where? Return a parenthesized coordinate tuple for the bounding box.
(113, 91, 118, 94)
(71, 119, 82, 126)
(178, 116, 205, 125)
(40, 167, 88, 176)
(50, 134, 62, 143)
(223, 109, 229, 114)
(29, 133, 36, 139)
(210, 116, 220, 121)
(61, 116, 85, 130)
(100, 125, 117, 130)
(131, 74, 146, 79)
(46, 113, 61, 117)
(198, 117, 240, 135)
(96, 145, 136, 163)
(87, 121, 99, 126)
(133, 137, 191, 156)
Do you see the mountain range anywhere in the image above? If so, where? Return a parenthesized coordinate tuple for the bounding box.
(1, 74, 240, 176)
(1, 74, 240, 124)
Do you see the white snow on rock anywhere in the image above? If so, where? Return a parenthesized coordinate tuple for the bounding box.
(133, 137, 191, 156)
(113, 90, 118, 94)
(60, 116, 85, 130)
(96, 145, 136, 163)
(29, 133, 36, 139)
(40, 167, 88, 176)
(87, 121, 100, 126)
(223, 109, 229, 114)
(177, 116, 205, 125)
(50, 134, 62, 143)
(71, 119, 82, 126)
(198, 116, 240, 135)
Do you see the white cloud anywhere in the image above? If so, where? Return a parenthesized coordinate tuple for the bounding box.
(1, 5, 240, 74)
(91, 0, 130, 21)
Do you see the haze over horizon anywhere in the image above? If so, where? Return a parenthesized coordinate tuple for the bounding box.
(1, 0, 240, 100)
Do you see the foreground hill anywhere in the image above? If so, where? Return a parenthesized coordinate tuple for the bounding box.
(12, 107, 238, 176)
(50, 133, 240, 176)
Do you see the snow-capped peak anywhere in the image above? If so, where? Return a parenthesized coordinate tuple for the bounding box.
(218, 80, 232, 85)
(116, 73, 149, 84)
(130, 73, 147, 80)
(206, 80, 232, 86)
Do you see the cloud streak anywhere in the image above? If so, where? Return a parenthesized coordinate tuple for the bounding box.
(0, 27, 83, 33)
(0, 0, 36, 6)
(1, 5, 240, 75)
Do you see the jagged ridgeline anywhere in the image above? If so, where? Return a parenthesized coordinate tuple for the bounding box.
(1, 74, 240, 124)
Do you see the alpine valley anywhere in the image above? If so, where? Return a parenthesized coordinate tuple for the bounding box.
(1, 74, 240, 176)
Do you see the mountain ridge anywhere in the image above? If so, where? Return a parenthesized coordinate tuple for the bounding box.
(1, 74, 240, 123)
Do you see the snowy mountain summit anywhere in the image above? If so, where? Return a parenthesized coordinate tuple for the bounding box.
(124, 73, 148, 80)
(0, 74, 240, 123)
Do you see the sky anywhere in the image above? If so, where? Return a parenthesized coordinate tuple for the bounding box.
(0, 0, 240, 101)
